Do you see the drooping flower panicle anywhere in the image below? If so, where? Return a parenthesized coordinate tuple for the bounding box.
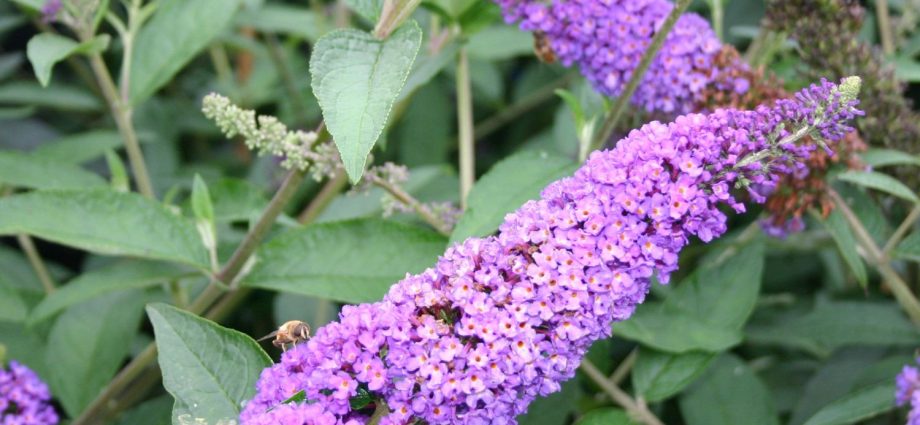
(493, 0, 752, 115)
(897, 359, 920, 425)
(0, 361, 58, 425)
(240, 78, 861, 425)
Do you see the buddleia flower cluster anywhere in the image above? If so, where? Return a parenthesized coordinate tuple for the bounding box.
(897, 358, 920, 425)
(493, 0, 754, 115)
(766, 0, 920, 186)
(202, 93, 340, 180)
(0, 361, 58, 425)
(239, 78, 861, 425)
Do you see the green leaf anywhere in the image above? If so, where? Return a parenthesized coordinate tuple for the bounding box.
(345, 0, 383, 22)
(244, 219, 446, 303)
(451, 150, 578, 243)
(517, 378, 582, 425)
(0, 190, 210, 270)
(114, 396, 172, 425)
(310, 23, 422, 183)
(0, 275, 29, 323)
(46, 290, 146, 417)
(466, 26, 533, 61)
(147, 303, 271, 424)
(129, 0, 243, 104)
(821, 209, 868, 287)
(632, 349, 716, 402)
(574, 408, 638, 425)
(802, 383, 895, 425)
(29, 260, 191, 324)
(0, 81, 101, 111)
(894, 232, 920, 262)
(0, 150, 105, 190)
(746, 301, 919, 356)
(0, 322, 49, 378)
(837, 170, 919, 204)
(679, 354, 780, 425)
(105, 150, 129, 192)
(191, 175, 215, 224)
(614, 311, 742, 352)
(457, 1, 501, 34)
(789, 348, 889, 425)
(859, 148, 920, 168)
(31, 130, 124, 164)
(207, 178, 268, 222)
(895, 57, 920, 82)
(236, 4, 329, 42)
(615, 237, 765, 352)
(349, 386, 374, 410)
(26, 33, 108, 87)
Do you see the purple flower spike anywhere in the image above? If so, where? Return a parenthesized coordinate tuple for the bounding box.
(40, 0, 62, 23)
(493, 0, 750, 115)
(0, 361, 59, 425)
(897, 359, 920, 425)
(240, 79, 861, 425)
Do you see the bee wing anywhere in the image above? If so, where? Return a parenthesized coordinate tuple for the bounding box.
(257, 330, 280, 342)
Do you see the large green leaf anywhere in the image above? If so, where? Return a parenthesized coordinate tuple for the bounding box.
(451, 150, 579, 243)
(746, 301, 919, 356)
(31, 130, 124, 164)
(129, 0, 242, 104)
(0, 190, 210, 270)
(235, 4, 329, 42)
(573, 408, 637, 425)
(0, 321, 49, 378)
(30, 260, 191, 324)
(0, 81, 101, 111)
(114, 396, 172, 425)
(310, 23, 422, 182)
(614, 311, 742, 352)
(0, 275, 29, 323)
(147, 303, 271, 424)
(0, 150, 105, 190)
(821, 209, 868, 287)
(837, 171, 919, 204)
(614, 238, 765, 352)
(26, 33, 107, 87)
(244, 219, 446, 303)
(632, 348, 716, 402)
(859, 148, 920, 168)
(802, 383, 895, 425)
(518, 378, 582, 425)
(895, 232, 920, 263)
(789, 348, 889, 425)
(46, 290, 146, 417)
(679, 354, 780, 425)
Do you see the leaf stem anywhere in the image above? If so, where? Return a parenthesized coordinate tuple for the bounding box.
(883, 204, 920, 256)
(80, 37, 156, 199)
(581, 359, 665, 425)
(828, 189, 920, 325)
(590, 0, 691, 152)
(456, 46, 475, 210)
(16, 234, 56, 294)
(875, 0, 896, 56)
(369, 174, 452, 235)
(709, 0, 724, 41)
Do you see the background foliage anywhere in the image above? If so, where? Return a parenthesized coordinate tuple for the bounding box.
(0, 0, 919, 424)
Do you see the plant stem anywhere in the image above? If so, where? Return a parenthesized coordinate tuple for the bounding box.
(370, 175, 451, 236)
(82, 43, 156, 199)
(581, 359, 665, 425)
(298, 171, 348, 224)
(875, 0, 896, 56)
(72, 165, 310, 425)
(883, 204, 920, 256)
(709, 0, 724, 41)
(828, 189, 920, 325)
(456, 46, 475, 210)
(367, 401, 391, 425)
(591, 0, 691, 152)
(610, 348, 638, 385)
(16, 235, 56, 294)
(473, 73, 576, 142)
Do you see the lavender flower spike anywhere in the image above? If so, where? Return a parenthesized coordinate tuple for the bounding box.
(240, 78, 861, 425)
(0, 361, 59, 425)
(898, 359, 920, 425)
